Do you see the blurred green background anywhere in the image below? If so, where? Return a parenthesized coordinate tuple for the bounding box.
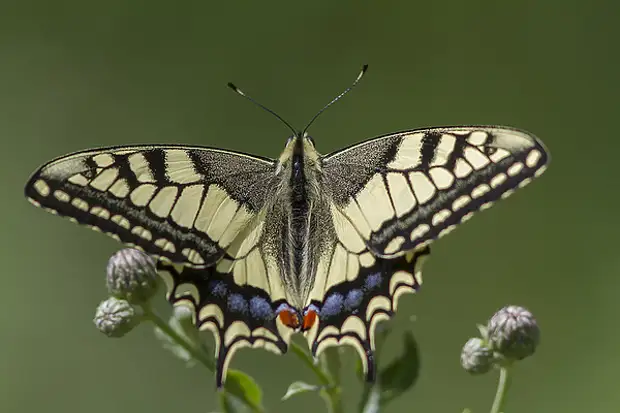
(1, 1, 618, 412)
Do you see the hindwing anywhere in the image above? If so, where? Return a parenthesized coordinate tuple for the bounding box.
(323, 126, 549, 257)
(158, 221, 293, 387)
(24, 145, 275, 267)
(303, 238, 429, 381)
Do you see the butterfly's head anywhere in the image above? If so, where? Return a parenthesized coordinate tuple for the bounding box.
(276, 133, 320, 176)
(284, 133, 315, 148)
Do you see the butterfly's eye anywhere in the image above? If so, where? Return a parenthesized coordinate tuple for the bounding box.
(306, 135, 315, 146)
(285, 136, 294, 147)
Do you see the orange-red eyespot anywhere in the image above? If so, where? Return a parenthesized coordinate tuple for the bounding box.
(301, 309, 317, 332)
(278, 309, 301, 329)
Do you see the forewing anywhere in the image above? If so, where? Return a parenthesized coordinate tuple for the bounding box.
(25, 145, 275, 266)
(323, 126, 549, 257)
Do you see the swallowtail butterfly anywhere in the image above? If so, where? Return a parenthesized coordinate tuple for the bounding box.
(24, 66, 549, 387)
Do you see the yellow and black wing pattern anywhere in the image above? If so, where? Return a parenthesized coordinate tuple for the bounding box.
(25, 145, 274, 267)
(158, 256, 291, 387)
(24, 125, 550, 387)
(302, 239, 430, 382)
(25, 145, 295, 387)
(323, 126, 549, 257)
(304, 126, 549, 379)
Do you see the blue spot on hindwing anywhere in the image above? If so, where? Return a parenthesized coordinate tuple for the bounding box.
(228, 294, 248, 315)
(344, 289, 364, 310)
(249, 297, 274, 320)
(320, 293, 344, 318)
(209, 280, 228, 298)
(364, 272, 382, 291)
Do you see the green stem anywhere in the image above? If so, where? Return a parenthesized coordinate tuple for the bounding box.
(141, 303, 215, 371)
(290, 342, 331, 385)
(489, 367, 511, 413)
(361, 385, 381, 413)
(290, 342, 343, 413)
(320, 387, 343, 413)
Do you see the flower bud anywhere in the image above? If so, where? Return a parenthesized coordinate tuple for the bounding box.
(94, 297, 136, 338)
(106, 248, 159, 304)
(460, 337, 494, 374)
(487, 305, 540, 361)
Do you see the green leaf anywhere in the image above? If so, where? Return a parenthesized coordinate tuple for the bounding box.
(223, 370, 264, 413)
(219, 391, 251, 413)
(357, 383, 371, 412)
(477, 324, 489, 341)
(374, 320, 392, 354)
(281, 381, 320, 401)
(321, 346, 342, 385)
(378, 330, 420, 404)
(355, 351, 366, 382)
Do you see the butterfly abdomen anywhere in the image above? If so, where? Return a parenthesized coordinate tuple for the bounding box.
(271, 137, 330, 307)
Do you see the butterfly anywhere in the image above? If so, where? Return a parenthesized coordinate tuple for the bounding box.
(24, 65, 549, 387)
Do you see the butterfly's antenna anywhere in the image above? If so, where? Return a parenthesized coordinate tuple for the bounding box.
(301, 64, 369, 137)
(227, 82, 300, 137)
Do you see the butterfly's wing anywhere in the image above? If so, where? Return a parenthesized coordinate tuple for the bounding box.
(25, 145, 294, 386)
(25, 145, 274, 266)
(304, 126, 549, 379)
(322, 126, 549, 257)
(158, 237, 293, 387)
(303, 238, 429, 381)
